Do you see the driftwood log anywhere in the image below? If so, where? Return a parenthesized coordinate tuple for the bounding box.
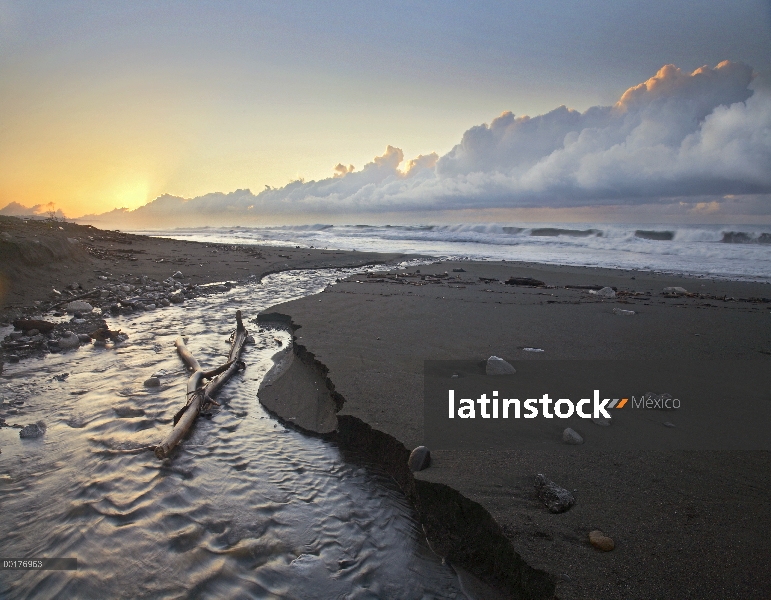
(154, 310, 248, 459)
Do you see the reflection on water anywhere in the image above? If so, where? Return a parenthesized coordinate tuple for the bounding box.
(0, 269, 467, 599)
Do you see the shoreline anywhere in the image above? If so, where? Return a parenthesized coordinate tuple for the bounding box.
(4, 216, 771, 598)
(259, 260, 771, 599)
(0, 216, 413, 367)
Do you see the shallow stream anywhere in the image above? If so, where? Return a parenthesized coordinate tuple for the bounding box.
(0, 268, 470, 599)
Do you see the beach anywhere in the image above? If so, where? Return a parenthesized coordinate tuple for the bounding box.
(3, 217, 771, 599)
(260, 261, 771, 598)
(0, 216, 407, 365)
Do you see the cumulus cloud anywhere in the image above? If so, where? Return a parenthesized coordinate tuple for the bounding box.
(0, 201, 67, 219)
(333, 163, 355, 178)
(72, 61, 771, 226)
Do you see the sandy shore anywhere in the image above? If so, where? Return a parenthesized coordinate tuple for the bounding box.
(260, 260, 771, 599)
(0, 216, 409, 365)
(0, 216, 408, 312)
(5, 217, 770, 598)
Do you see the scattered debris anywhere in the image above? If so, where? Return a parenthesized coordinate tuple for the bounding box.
(12, 319, 56, 333)
(613, 308, 636, 316)
(523, 347, 544, 352)
(506, 277, 545, 287)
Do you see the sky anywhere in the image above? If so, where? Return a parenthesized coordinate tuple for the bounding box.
(1, 0, 770, 224)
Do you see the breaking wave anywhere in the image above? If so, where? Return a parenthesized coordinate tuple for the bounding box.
(131, 223, 771, 281)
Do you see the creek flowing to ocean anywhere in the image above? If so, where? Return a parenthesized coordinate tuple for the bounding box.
(0, 268, 470, 599)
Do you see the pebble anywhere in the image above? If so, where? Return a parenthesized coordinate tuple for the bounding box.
(65, 300, 93, 313)
(408, 446, 431, 472)
(663, 286, 688, 296)
(592, 417, 612, 426)
(612, 308, 635, 316)
(562, 427, 584, 444)
(588, 530, 615, 551)
(486, 356, 516, 375)
(172, 271, 183, 279)
(596, 287, 616, 298)
(664, 421, 675, 427)
(534, 474, 575, 513)
(58, 331, 81, 349)
(143, 377, 161, 388)
(19, 421, 47, 439)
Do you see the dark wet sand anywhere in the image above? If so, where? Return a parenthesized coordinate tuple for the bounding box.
(262, 260, 771, 599)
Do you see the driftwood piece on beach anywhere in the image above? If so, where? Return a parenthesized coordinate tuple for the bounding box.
(154, 310, 248, 460)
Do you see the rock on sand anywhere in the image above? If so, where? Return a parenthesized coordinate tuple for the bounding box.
(562, 428, 584, 444)
(19, 421, 46, 438)
(595, 287, 616, 298)
(58, 331, 81, 349)
(408, 446, 431, 472)
(589, 530, 615, 551)
(534, 474, 575, 513)
(663, 286, 688, 296)
(486, 356, 516, 375)
(65, 300, 93, 313)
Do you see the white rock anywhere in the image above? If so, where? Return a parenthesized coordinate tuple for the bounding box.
(596, 287, 616, 298)
(58, 332, 80, 349)
(663, 286, 688, 295)
(563, 428, 584, 444)
(65, 300, 93, 313)
(486, 356, 516, 375)
(172, 271, 183, 279)
(612, 308, 635, 316)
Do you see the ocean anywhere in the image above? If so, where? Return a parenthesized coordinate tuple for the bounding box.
(131, 223, 771, 282)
